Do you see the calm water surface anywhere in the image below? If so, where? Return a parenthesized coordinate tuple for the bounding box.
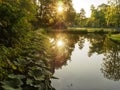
(48, 33, 120, 90)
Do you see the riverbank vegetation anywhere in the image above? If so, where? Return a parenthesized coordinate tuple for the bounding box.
(46, 27, 120, 34)
(109, 34, 120, 42)
(0, 0, 120, 90)
(0, 0, 54, 89)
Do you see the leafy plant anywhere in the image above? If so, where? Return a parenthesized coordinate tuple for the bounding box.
(0, 31, 54, 90)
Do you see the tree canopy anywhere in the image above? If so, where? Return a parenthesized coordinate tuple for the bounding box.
(36, 0, 76, 28)
(0, 0, 36, 47)
(74, 0, 120, 28)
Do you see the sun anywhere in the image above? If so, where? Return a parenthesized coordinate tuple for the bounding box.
(57, 40, 64, 47)
(58, 6, 63, 13)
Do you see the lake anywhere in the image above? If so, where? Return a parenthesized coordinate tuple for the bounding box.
(48, 33, 120, 90)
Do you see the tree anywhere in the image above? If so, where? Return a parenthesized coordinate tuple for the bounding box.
(106, 0, 120, 27)
(80, 8, 86, 19)
(79, 8, 86, 27)
(97, 4, 108, 27)
(36, 0, 57, 27)
(36, 0, 76, 28)
(74, 13, 80, 26)
(88, 4, 108, 28)
(63, 0, 76, 27)
(89, 4, 98, 27)
(74, 8, 86, 27)
(0, 0, 36, 47)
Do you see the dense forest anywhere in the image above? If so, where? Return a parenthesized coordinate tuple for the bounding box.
(0, 0, 120, 90)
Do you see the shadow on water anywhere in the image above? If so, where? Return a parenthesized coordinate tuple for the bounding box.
(47, 32, 120, 90)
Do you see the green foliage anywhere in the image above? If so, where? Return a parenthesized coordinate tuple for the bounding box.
(0, 31, 54, 90)
(75, 1, 120, 28)
(1, 74, 25, 90)
(0, 1, 54, 89)
(0, 0, 36, 47)
(36, 0, 76, 28)
(63, 0, 76, 27)
(87, 4, 108, 28)
(74, 8, 87, 27)
(89, 1, 120, 28)
(106, 0, 120, 27)
(109, 34, 120, 42)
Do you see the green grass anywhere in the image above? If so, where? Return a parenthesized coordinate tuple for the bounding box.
(110, 34, 120, 42)
(45, 27, 120, 34)
(68, 27, 117, 33)
(67, 27, 120, 34)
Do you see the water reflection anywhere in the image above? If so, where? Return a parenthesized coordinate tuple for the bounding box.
(87, 34, 105, 57)
(101, 38, 120, 81)
(78, 36, 85, 49)
(49, 33, 79, 73)
(48, 33, 120, 90)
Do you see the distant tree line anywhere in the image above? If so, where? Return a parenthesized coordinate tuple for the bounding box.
(75, 0, 120, 28)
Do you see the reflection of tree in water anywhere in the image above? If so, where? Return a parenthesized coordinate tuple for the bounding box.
(80, 34, 120, 81)
(87, 34, 105, 57)
(101, 38, 120, 81)
(48, 33, 79, 73)
(78, 36, 85, 49)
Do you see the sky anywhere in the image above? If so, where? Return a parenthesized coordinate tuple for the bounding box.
(72, 0, 108, 17)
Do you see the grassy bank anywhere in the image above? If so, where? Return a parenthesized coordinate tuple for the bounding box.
(68, 27, 116, 31)
(109, 34, 120, 42)
(68, 27, 120, 33)
(46, 27, 120, 34)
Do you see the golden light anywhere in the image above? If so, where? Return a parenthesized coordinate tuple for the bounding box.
(58, 5, 63, 13)
(57, 40, 64, 47)
(49, 38, 54, 43)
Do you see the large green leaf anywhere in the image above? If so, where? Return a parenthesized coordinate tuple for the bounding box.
(8, 74, 25, 79)
(1, 78, 23, 90)
(28, 69, 45, 81)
